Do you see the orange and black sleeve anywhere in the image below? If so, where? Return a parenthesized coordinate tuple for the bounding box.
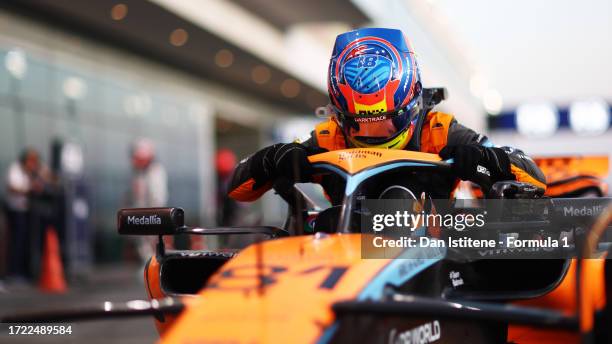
(446, 119, 547, 190)
(227, 138, 321, 202)
(227, 144, 277, 202)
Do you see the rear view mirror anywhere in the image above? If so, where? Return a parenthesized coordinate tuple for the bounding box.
(117, 207, 184, 235)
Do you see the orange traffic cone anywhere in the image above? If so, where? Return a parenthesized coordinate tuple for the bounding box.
(39, 226, 67, 293)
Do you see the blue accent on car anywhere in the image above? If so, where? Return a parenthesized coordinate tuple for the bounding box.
(358, 249, 444, 300)
(316, 247, 444, 343)
(312, 157, 447, 344)
(345, 162, 436, 195)
(316, 323, 339, 344)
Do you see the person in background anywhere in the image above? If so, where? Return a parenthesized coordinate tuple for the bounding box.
(51, 138, 91, 280)
(216, 149, 238, 226)
(129, 139, 168, 209)
(127, 138, 168, 261)
(3, 148, 50, 282)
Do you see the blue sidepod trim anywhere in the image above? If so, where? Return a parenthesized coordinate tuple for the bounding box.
(357, 247, 445, 300)
(317, 323, 339, 344)
(316, 247, 444, 344)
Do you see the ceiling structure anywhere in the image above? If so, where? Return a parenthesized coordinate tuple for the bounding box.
(229, 0, 368, 30)
(1, 0, 368, 114)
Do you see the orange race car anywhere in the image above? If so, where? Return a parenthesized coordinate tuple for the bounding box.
(4, 148, 611, 344)
(462, 155, 608, 200)
(534, 156, 609, 198)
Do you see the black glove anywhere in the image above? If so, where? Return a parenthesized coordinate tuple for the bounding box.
(249, 143, 327, 189)
(439, 144, 514, 183)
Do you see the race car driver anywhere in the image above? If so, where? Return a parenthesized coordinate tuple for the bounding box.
(228, 28, 546, 204)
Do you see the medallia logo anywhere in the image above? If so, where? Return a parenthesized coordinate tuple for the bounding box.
(388, 321, 441, 344)
(127, 215, 162, 225)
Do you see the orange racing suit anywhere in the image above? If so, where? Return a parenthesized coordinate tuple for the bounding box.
(228, 112, 546, 203)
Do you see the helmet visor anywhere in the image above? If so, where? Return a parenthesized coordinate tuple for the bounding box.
(336, 97, 422, 147)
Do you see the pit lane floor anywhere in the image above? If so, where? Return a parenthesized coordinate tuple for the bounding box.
(0, 264, 158, 344)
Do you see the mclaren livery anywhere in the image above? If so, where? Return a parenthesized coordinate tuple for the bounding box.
(228, 99, 547, 205)
(3, 148, 611, 344)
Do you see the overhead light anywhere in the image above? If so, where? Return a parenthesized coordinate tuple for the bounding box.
(516, 102, 559, 137)
(110, 4, 128, 21)
(483, 89, 503, 115)
(280, 79, 300, 98)
(251, 65, 271, 84)
(469, 74, 487, 98)
(62, 77, 87, 100)
(169, 28, 188, 47)
(569, 99, 610, 136)
(4, 48, 27, 80)
(214, 49, 234, 68)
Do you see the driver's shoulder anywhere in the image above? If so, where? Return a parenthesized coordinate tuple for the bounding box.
(312, 118, 346, 151)
(419, 111, 456, 153)
(423, 111, 456, 128)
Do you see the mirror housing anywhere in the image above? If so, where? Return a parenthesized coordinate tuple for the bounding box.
(117, 207, 184, 235)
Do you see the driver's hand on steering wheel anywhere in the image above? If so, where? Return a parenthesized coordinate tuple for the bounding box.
(251, 143, 327, 188)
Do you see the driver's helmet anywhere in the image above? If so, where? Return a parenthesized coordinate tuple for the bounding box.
(328, 28, 423, 149)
